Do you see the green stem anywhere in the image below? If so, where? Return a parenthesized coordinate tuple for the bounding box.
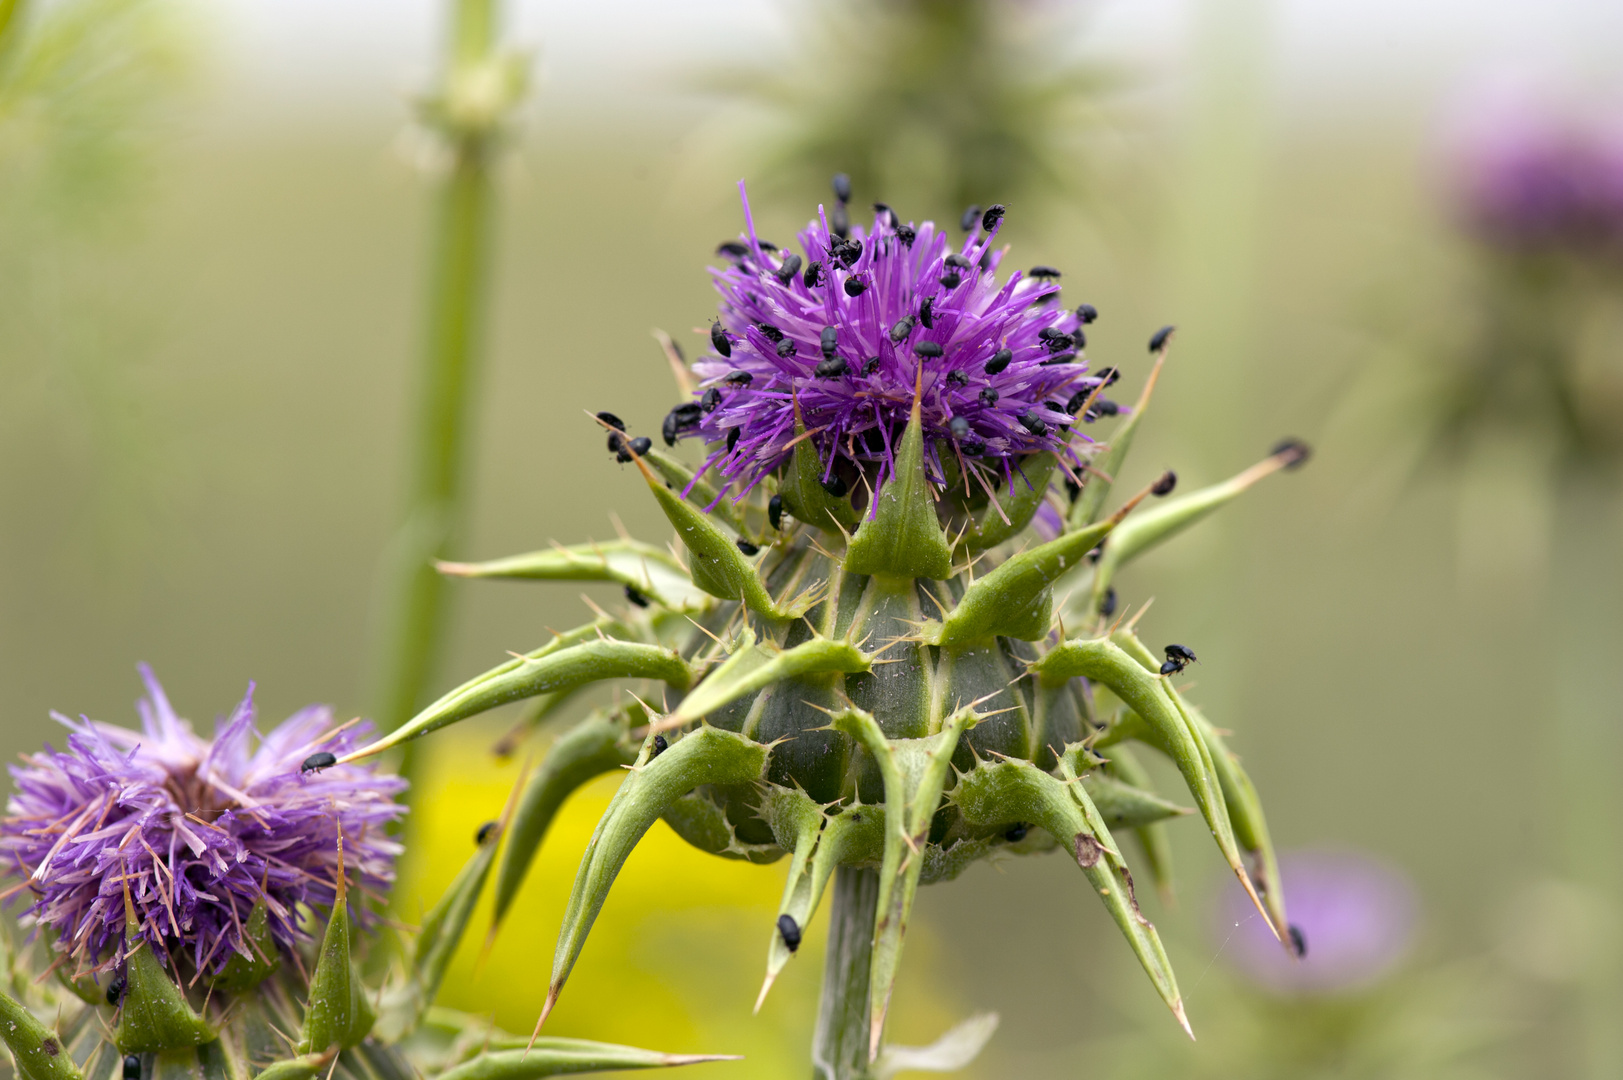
(811, 866, 879, 1080)
(369, 0, 501, 771)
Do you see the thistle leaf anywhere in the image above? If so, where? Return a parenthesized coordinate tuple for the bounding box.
(959, 452, 1058, 552)
(845, 401, 953, 580)
(1109, 629, 1287, 937)
(342, 639, 693, 762)
(641, 447, 748, 535)
(0, 989, 83, 1080)
(1095, 741, 1178, 899)
(873, 1012, 1000, 1078)
(647, 478, 812, 621)
(1090, 443, 1303, 608)
(1071, 354, 1164, 528)
(298, 851, 375, 1054)
(114, 896, 214, 1054)
(1080, 769, 1191, 829)
(540, 727, 770, 1029)
(437, 540, 704, 611)
(492, 711, 639, 931)
(434, 1041, 740, 1080)
(1035, 637, 1276, 939)
(665, 630, 870, 729)
(754, 785, 828, 1012)
(929, 515, 1120, 646)
(951, 757, 1188, 1036)
(830, 706, 977, 1061)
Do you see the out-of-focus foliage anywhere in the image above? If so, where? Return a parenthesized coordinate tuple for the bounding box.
(0, 0, 194, 573)
(710, 0, 1121, 219)
(0, 0, 192, 232)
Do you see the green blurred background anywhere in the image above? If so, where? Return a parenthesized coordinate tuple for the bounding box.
(5, 0, 1621, 1075)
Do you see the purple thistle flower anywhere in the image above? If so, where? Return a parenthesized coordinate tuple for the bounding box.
(1217, 849, 1418, 995)
(685, 183, 1107, 507)
(1, 666, 406, 979)
(1445, 87, 1623, 257)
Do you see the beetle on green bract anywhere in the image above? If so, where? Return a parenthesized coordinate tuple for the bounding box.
(338, 187, 1314, 1079)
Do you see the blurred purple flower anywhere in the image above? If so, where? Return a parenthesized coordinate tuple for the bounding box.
(1445, 89, 1623, 255)
(1, 666, 406, 977)
(1217, 849, 1417, 995)
(684, 184, 1112, 506)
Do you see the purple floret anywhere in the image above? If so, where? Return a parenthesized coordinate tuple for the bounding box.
(1, 666, 406, 978)
(686, 183, 1106, 506)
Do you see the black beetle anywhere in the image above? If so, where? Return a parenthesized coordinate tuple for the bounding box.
(981, 204, 1007, 231)
(776, 339, 798, 359)
(980, 387, 999, 406)
(985, 348, 1012, 375)
(768, 494, 784, 530)
(1004, 823, 1029, 842)
(775, 252, 802, 284)
(1288, 924, 1308, 958)
(803, 260, 824, 288)
(700, 387, 721, 412)
(889, 316, 915, 343)
(832, 173, 851, 203)
(1272, 439, 1312, 469)
(724, 370, 753, 386)
(123, 1056, 141, 1080)
(301, 752, 336, 774)
(959, 204, 982, 231)
(1099, 587, 1118, 617)
(949, 416, 971, 440)
(716, 241, 749, 258)
(1018, 411, 1047, 437)
(1149, 325, 1175, 353)
(1151, 470, 1176, 496)
(756, 322, 784, 342)
(736, 538, 760, 556)
(651, 734, 668, 759)
(939, 271, 962, 289)
(816, 356, 848, 378)
(624, 584, 649, 608)
(777, 914, 803, 952)
(711, 322, 733, 358)
(1076, 303, 1098, 324)
(843, 278, 866, 297)
(1159, 643, 1197, 676)
(1028, 265, 1061, 279)
(596, 410, 626, 432)
(820, 326, 839, 358)
(106, 973, 126, 1006)
(915, 341, 943, 358)
(476, 821, 497, 845)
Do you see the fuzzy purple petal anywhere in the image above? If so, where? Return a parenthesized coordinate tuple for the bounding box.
(1, 668, 406, 977)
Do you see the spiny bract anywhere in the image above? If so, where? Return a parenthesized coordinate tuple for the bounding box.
(366, 182, 1315, 1074)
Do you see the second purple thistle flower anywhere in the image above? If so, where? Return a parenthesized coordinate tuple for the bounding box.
(683, 179, 1111, 506)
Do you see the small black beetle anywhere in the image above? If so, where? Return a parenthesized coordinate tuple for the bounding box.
(301, 752, 336, 774)
(777, 914, 803, 952)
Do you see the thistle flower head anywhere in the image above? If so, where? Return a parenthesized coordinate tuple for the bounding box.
(1447, 92, 1623, 257)
(684, 183, 1108, 505)
(1, 666, 406, 977)
(1219, 850, 1417, 995)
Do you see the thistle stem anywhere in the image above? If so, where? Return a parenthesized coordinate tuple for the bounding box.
(369, 0, 501, 771)
(812, 866, 880, 1080)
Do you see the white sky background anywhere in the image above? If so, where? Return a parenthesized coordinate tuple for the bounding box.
(210, 0, 1623, 126)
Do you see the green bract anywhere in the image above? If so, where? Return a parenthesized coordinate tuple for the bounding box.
(329, 335, 1308, 1078)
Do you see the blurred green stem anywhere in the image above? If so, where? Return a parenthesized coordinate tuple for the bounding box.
(812, 867, 880, 1080)
(370, 0, 501, 775)
(1551, 472, 1623, 1079)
